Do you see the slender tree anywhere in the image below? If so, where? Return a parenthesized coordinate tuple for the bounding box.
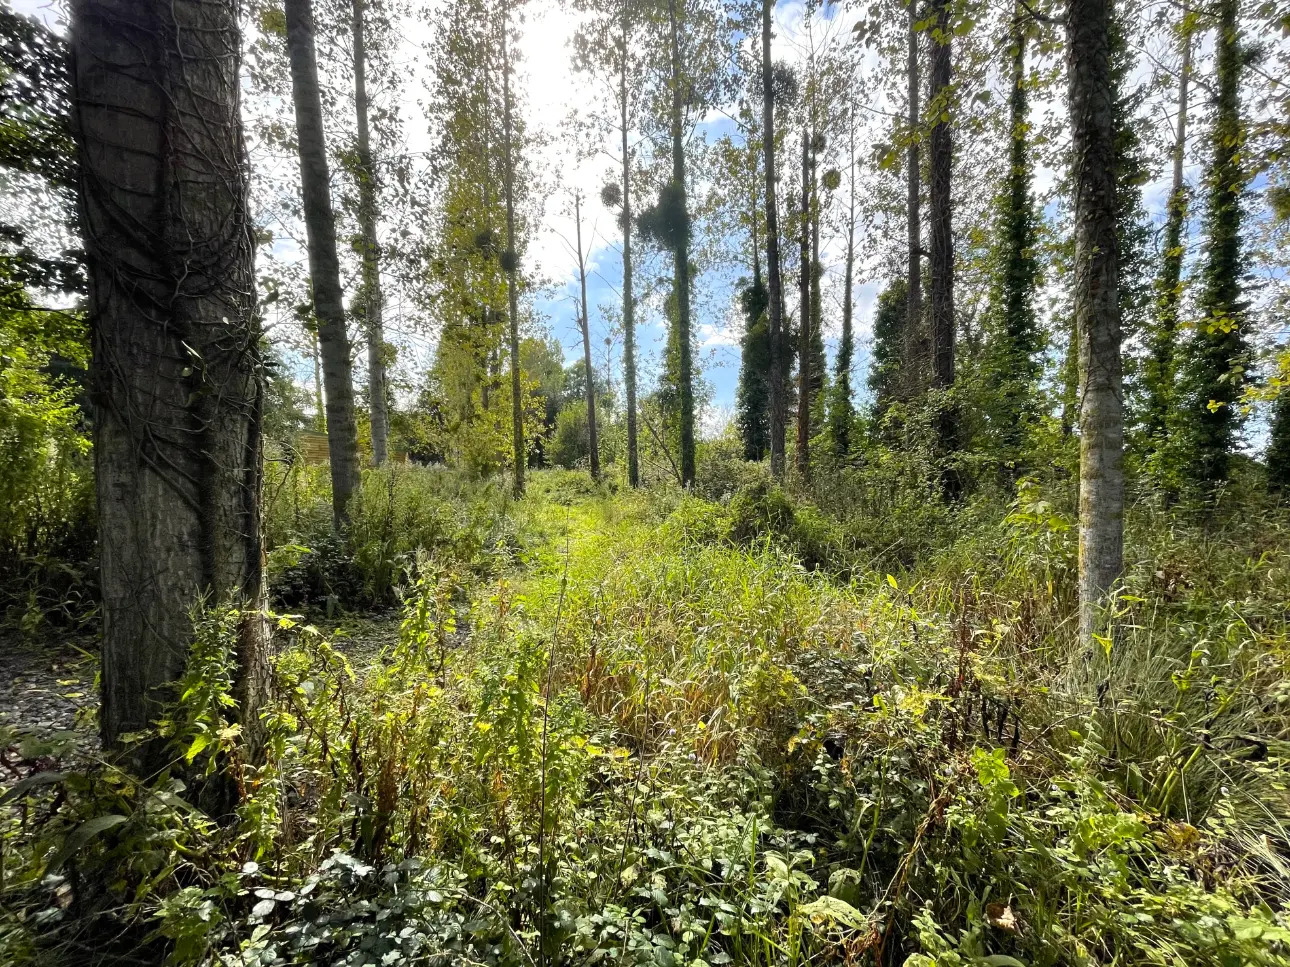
(829, 107, 858, 457)
(501, 20, 525, 496)
(982, 8, 1041, 472)
(796, 128, 812, 477)
(351, 0, 389, 465)
(667, 0, 696, 487)
(1177, 0, 1246, 493)
(70, 0, 268, 751)
(619, 0, 640, 486)
(573, 192, 600, 479)
(285, 0, 361, 526)
(905, 0, 924, 397)
(1143, 0, 1192, 465)
(762, 0, 788, 478)
(1067, 0, 1124, 643)
(928, 0, 956, 475)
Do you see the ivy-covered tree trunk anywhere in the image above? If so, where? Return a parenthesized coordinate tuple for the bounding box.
(1178, 0, 1245, 493)
(351, 0, 389, 466)
(501, 23, 525, 497)
(796, 129, 811, 479)
(70, 0, 268, 751)
(928, 0, 956, 480)
(1067, 0, 1124, 644)
(984, 9, 1040, 473)
(808, 124, 825, 431)
(667, 0, 696, 488)
(830, 109, 857, 457)
(761, 0, 787, 478)
(905, 0, 923, 398)
(1144, 1, 1191, 467)
(620, 0, 639, 487)
(574, 192, 600, 480)
(286, 0, 361, 527)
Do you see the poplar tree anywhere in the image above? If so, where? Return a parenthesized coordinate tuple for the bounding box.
(981, 9, 1041, 472)
(350, 0, 389, 465)
(70, 0, 268, 752)
(285, 0, 361, 526)
(1067, 0, 1124, 644)
(761, 0, 788, 477)
(1176, 0, 1247, 493)
(1142, 0, 1193, 470)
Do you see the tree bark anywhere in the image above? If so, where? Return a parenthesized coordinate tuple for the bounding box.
(574, 192, 600, 479)
(501, 24, 525, 497)
(1067, 0, 1124, 644)
(620, 0, 639, 487)
(286, 0, 361, 527)
(70, 0, 268, 752)
(927, 11, 953, 377)
(761, 0, 787, 478)
(351, 0, 389, 466)
(667, 0, 695, 488)
(833, 107, 857, 457)
(905, 0, 924, 397)
(1146, 0, 1190, 454)
(796, 128, 811, 479)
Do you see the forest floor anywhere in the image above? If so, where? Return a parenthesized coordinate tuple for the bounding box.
(0, 633, 99, 772)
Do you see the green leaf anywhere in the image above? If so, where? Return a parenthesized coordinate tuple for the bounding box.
(984, 957, 1027, 967)
(47, 814, 129, 873)
(185, 734, 211, 763)
(886, 574, 899, 590)
(0, 770, 66, 806)
(799, 896, 868, 930)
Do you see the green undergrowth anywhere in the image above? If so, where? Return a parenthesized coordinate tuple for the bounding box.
(3, 468, 1289, 966)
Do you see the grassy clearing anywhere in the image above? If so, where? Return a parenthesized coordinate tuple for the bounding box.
(2, 467, 1289, 966)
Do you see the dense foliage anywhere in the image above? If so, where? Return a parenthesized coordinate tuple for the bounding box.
(4, 465, 1290, 966)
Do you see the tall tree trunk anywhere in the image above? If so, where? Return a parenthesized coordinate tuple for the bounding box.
(928, 0, 956, 478)
(620, 0, 639, 487)
(905, 0, 923, 397)
(667, 0, 695, 488)
(833, 108, 857, 457)
(990, 9, 1039, 472)
(71, 0, 268, 752)
(1181, 0, 1245, 493)
(501, 24, 524, 496)
(809, 122, 823, 422)
(574, 192, 600, 479)
(761, 0, 787, 478)
(286, 0, 361, 527)
(351, 0, 388, 466)
(796, 129, 811, 478)
(1145, 0, 1191, 457)
(1067, 0, 1124, 644)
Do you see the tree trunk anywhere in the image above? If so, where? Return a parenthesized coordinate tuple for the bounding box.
(796, 129, 811, 479)
(1145, 0, 1190, 457)
(286, 0, 361, 527)
(70, 0, 268, 752)
(620, 0, 639, 487)
(574, 193, 600, 479)
(667, 0, 695, 488)
(905, 0, 923, 397)
(833, 108, 857, 457)
(501, 25, 524, 497)
(761, 0, 787, 479)
(1067, 0, 1124, 644)
(928, 0, 956, 476)
(351, 0, 388, 466)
